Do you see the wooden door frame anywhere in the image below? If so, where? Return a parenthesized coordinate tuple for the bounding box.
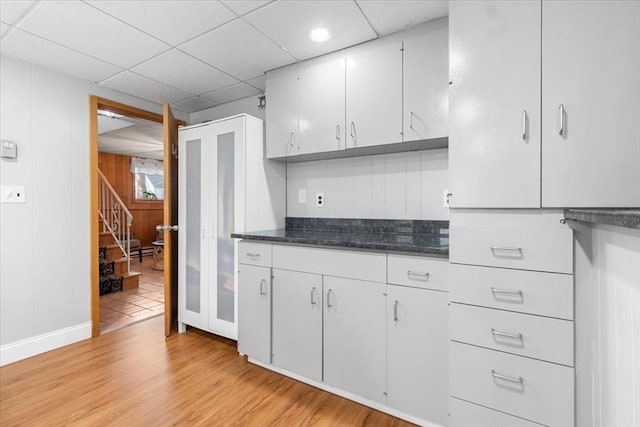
(89, 96, 184, 337)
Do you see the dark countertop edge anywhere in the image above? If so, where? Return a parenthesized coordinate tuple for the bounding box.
(564, 209, 640, 230)
(231, 233, 449, 257)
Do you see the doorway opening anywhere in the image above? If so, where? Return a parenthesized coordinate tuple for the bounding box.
(89, 97, 183, 337)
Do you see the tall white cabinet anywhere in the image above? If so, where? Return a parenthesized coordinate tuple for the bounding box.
(178, 114, 285, 339)
(449, 0, 640, 208)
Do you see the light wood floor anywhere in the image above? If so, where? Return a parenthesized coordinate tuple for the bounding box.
(0, 316, 414, 426)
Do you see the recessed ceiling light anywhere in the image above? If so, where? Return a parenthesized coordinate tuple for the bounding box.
(310, 27, 331, 43)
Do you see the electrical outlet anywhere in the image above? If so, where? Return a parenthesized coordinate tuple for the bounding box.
(316, 192, 325, 208)
(443, 189, 451, 208)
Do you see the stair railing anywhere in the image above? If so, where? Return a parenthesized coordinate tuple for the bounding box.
(98, 169, 133, 274)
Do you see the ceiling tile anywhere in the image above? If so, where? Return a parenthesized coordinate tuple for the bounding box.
(171, 96, 221, 114)
(0, 28, 124, 82)
(180, 19, 295, 80)
(245, 0, 376, 60)
(221, 1, 272, 16)
(101, 71, 193, 105)
(132, 49, 238, 95)
(1, 22, 10, 37)
(17, 1, 169, 68)
(202, 82, 261, 105)
(88, 1, 237, 46)
(245, 75, 266, 91)
(356, 0, 448, 35)
(0, 1, 36, 25)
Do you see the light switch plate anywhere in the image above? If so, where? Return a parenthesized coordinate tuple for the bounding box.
(298, 188, 307, 204)
(1, 186, 26, 204)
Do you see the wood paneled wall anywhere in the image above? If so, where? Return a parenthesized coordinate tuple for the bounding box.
(98, 152, 163, 246)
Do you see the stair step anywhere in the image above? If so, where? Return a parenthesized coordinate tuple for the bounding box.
(121, 271, 141, 290)
(99, 232, 115, 246)
(104, 244, 125, 261)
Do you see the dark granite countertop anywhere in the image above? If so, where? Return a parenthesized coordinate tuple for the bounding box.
(564, 209, 640, 229)
(231, 218, 449, 256)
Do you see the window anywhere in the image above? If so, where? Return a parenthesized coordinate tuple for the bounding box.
(130, 157, 164, 201)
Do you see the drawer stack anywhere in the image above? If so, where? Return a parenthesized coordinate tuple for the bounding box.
(449, 218, 574, 427)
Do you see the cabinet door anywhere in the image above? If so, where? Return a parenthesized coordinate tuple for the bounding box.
(387, 285, 448, 424)
(237, 264, 271, 364)
(272, 269, 323, 382)
(541, 0, 640, 207)
(449, 1, 541, 208)
(346, 38, 402, 148)
(324, 276, 386, 403)
(178, 128, 209, 330)
(403, 19, 449, 142)
(265, 68, 298, 159)
(298, 58, 346, 155)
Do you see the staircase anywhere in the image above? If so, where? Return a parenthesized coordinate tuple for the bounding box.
(98, 170, 140, 294)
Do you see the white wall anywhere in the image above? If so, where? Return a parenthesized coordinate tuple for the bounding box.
(190, 94, 265, 124)
(0, 55, 187, 365)
(287, 148, 449, 220)
(574, 222, 640, 427)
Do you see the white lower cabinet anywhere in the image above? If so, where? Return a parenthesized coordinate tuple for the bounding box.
(237, 264, 271, 365)
(387, 284, 448, 424)
(237, 242, 449, 425)
(323, 276, 386, 404)
(449, 210, 575, 427)
(271, 269, 323, 382)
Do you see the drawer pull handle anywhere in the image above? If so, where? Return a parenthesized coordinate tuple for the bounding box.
(490, 246, 522, 253)
(246, 252, 261, 258)
(393, 300, 399, 322)
(311, 287, 317, 306)
(327, 289, 333, 308)
(491, 328, 523, 341)
(491, 370, 523, 384)
(259, 279, 267, 295)
(491, 287, 523, 297)
(407, 270, 430, 280)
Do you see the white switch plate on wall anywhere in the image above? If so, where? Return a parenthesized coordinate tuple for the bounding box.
(298, 188, 307, 204)
(1, 186, 26, 204)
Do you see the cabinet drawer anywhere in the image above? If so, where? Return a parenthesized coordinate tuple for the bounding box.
(238, 241, 272, 267)
(450, 342, 574, 427)
(272, 245, 386, 283)
(450, 224, 573, 274)
(450, 303, 574, 366)
(387, 254, 448, 291)
(449, 397, 543, 427)
(450, 264, 573, 320)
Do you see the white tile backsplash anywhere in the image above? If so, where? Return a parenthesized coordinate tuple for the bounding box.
(286, 148, 449, 220)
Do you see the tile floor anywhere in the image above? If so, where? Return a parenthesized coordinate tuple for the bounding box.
(100, 256, 164, 334)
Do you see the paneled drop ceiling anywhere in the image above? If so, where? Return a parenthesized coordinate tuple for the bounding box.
(0, 0, 448, 114)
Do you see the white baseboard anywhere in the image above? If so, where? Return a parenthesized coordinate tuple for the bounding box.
(0, 322, 92, 367)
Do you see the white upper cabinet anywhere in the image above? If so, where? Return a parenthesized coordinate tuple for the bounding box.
(449, 0, 640, 208)
(449, 0, 542, 208)
(403, 19, 449, 143)
(265, 67, 298, 159)
(541, 0, 640, 207)
(298, 57, 346, 155)
(346, 36, 403, 149)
